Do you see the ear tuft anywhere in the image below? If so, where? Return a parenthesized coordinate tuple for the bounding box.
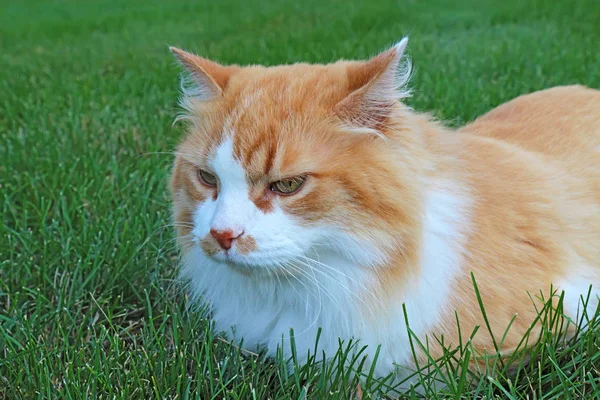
(336, 37, 412, 133)
(394, 37, 409, 57)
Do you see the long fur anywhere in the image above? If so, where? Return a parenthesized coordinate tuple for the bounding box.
(169, 38, 600, 388)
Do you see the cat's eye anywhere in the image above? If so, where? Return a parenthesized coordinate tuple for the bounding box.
(270, 176, 306, 195)
(197, 169, 218, 187)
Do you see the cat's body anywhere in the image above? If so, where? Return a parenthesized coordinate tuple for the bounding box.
(448, 86, 600, 357)
(169, 39, 599, 384)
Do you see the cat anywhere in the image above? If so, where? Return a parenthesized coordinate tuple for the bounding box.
(168, 37, 600, 387)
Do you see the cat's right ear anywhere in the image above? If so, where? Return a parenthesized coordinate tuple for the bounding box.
(335, 38, 411, 134)
(169, 47, 238, 100)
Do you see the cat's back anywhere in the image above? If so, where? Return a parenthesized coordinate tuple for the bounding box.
(458, 85, 599, 212)
(458, 85, 600, 180)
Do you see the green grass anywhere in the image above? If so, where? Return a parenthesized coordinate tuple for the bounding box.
(1, 0, 599, 398)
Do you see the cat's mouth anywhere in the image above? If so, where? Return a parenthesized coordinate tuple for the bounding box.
(218, 257, 273, 278)
(209, 249, 237, 264)
(206, 248, 295, 277)
(209, 250, 259, 273)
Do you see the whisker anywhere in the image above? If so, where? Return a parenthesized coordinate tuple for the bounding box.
(279, 262, 325, 337)
(296, 256, 382, 323)
(288, 259, 347, 319)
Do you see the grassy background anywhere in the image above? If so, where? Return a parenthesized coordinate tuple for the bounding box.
(1, 0, 599, 398)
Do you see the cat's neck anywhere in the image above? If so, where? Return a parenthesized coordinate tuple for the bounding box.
(369, 109, 473, 331)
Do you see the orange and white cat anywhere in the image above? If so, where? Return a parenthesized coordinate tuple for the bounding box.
(169, 38, 599, 384)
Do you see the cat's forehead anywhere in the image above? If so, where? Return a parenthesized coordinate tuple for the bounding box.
(227, 63, 349, 112)
(228, 111, 325, 181)
(179, 63, 357, 178)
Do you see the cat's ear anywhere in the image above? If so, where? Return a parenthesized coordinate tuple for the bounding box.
(170, 47, 237, 101)
(335, 38, 411, 131)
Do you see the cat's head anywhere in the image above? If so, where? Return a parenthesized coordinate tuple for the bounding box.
(170, 38, 424, 276)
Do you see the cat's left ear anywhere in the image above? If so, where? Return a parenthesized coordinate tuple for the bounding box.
(335, 38, 411, 132)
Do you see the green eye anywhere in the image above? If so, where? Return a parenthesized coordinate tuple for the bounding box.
(197, 169, 218, 187)
(270, 176, 305, 195)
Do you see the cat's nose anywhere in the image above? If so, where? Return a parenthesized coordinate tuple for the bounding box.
(210, 229, 243, 250)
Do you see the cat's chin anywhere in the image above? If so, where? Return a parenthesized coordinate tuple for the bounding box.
(208, 251, 283, 277)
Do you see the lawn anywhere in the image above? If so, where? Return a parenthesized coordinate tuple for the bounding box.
(1, 0, 599, 398)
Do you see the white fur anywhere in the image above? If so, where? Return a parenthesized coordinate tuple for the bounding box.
(180, 135, 472, 388)
(558, 261, 599, 330)
(208, 138, 252, 237)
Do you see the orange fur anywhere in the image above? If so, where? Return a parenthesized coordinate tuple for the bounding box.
(445, 86, 600, 358)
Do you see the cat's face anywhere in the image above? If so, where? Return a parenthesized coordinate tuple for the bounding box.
(170, 39, 420, 275)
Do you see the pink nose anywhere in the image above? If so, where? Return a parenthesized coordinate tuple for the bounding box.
(210, 229, 243, 250)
